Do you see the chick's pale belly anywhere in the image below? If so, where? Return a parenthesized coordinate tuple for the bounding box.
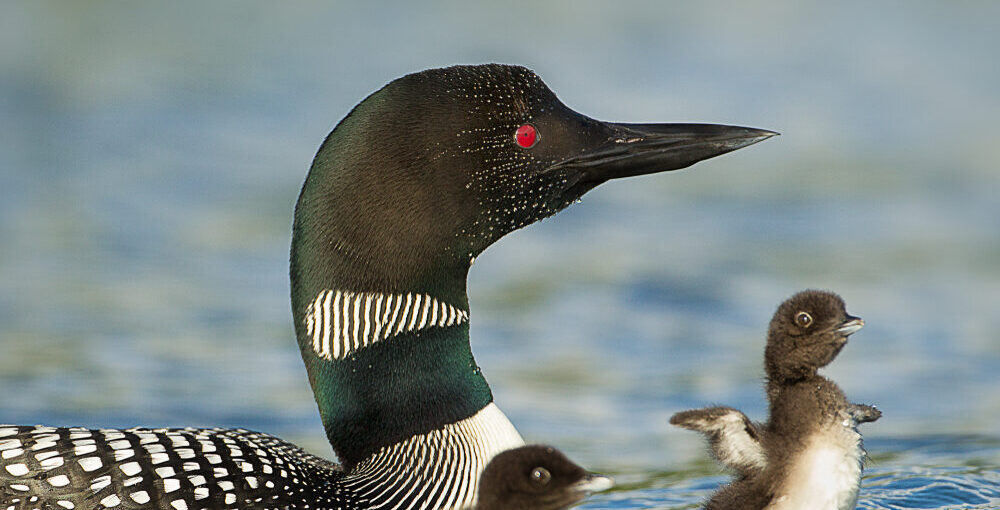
(768, 424, 864, 510)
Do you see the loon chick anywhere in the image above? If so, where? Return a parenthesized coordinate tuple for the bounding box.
(476, 445, 613, 510)
(672, 290, 880, 510)
(0, 64, 775, 510)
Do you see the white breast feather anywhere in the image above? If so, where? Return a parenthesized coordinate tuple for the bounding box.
(767, 423, 864, 510)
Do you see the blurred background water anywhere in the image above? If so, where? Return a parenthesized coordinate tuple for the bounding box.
(1, 2, 998, 508)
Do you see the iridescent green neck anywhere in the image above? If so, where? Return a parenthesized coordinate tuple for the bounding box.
(290, 169, 493, 468)
(296, 303, 493, 468)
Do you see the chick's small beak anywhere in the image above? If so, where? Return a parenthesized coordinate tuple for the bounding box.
(571, 473, 615, 494)
(835, 316, 865, 336)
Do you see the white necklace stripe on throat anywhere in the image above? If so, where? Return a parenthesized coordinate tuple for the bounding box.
(343, 403, 524, 510)
(305, 290, 470, 361)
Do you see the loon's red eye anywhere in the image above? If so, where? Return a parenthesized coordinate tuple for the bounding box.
(515, 124, 538, 148)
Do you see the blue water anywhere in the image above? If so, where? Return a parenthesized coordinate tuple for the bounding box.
(1, 2, 998, 508)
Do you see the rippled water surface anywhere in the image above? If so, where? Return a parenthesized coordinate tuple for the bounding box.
(2, 2, 998, 508)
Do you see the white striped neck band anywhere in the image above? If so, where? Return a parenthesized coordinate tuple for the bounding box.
(304, 289, 470, 361)
(342, 403, 524, 510)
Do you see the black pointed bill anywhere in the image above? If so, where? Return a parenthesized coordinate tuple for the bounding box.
(550, 123, 777, 185)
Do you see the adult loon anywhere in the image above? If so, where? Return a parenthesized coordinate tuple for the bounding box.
(475, 445, 613, 510)
(0, 64, 774, 509)
(671, 290, 880, 510)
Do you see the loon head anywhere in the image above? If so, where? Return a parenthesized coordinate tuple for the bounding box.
(764, 290, 864, 384)
(292, 64, 776, 304)
(476, 445, 613, 510)
(290, 64, 774, 474)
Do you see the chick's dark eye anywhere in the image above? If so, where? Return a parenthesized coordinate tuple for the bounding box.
(530, 467, 551, 485)
(795, 311, 813, 328)
(515, 123, 538, 148)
